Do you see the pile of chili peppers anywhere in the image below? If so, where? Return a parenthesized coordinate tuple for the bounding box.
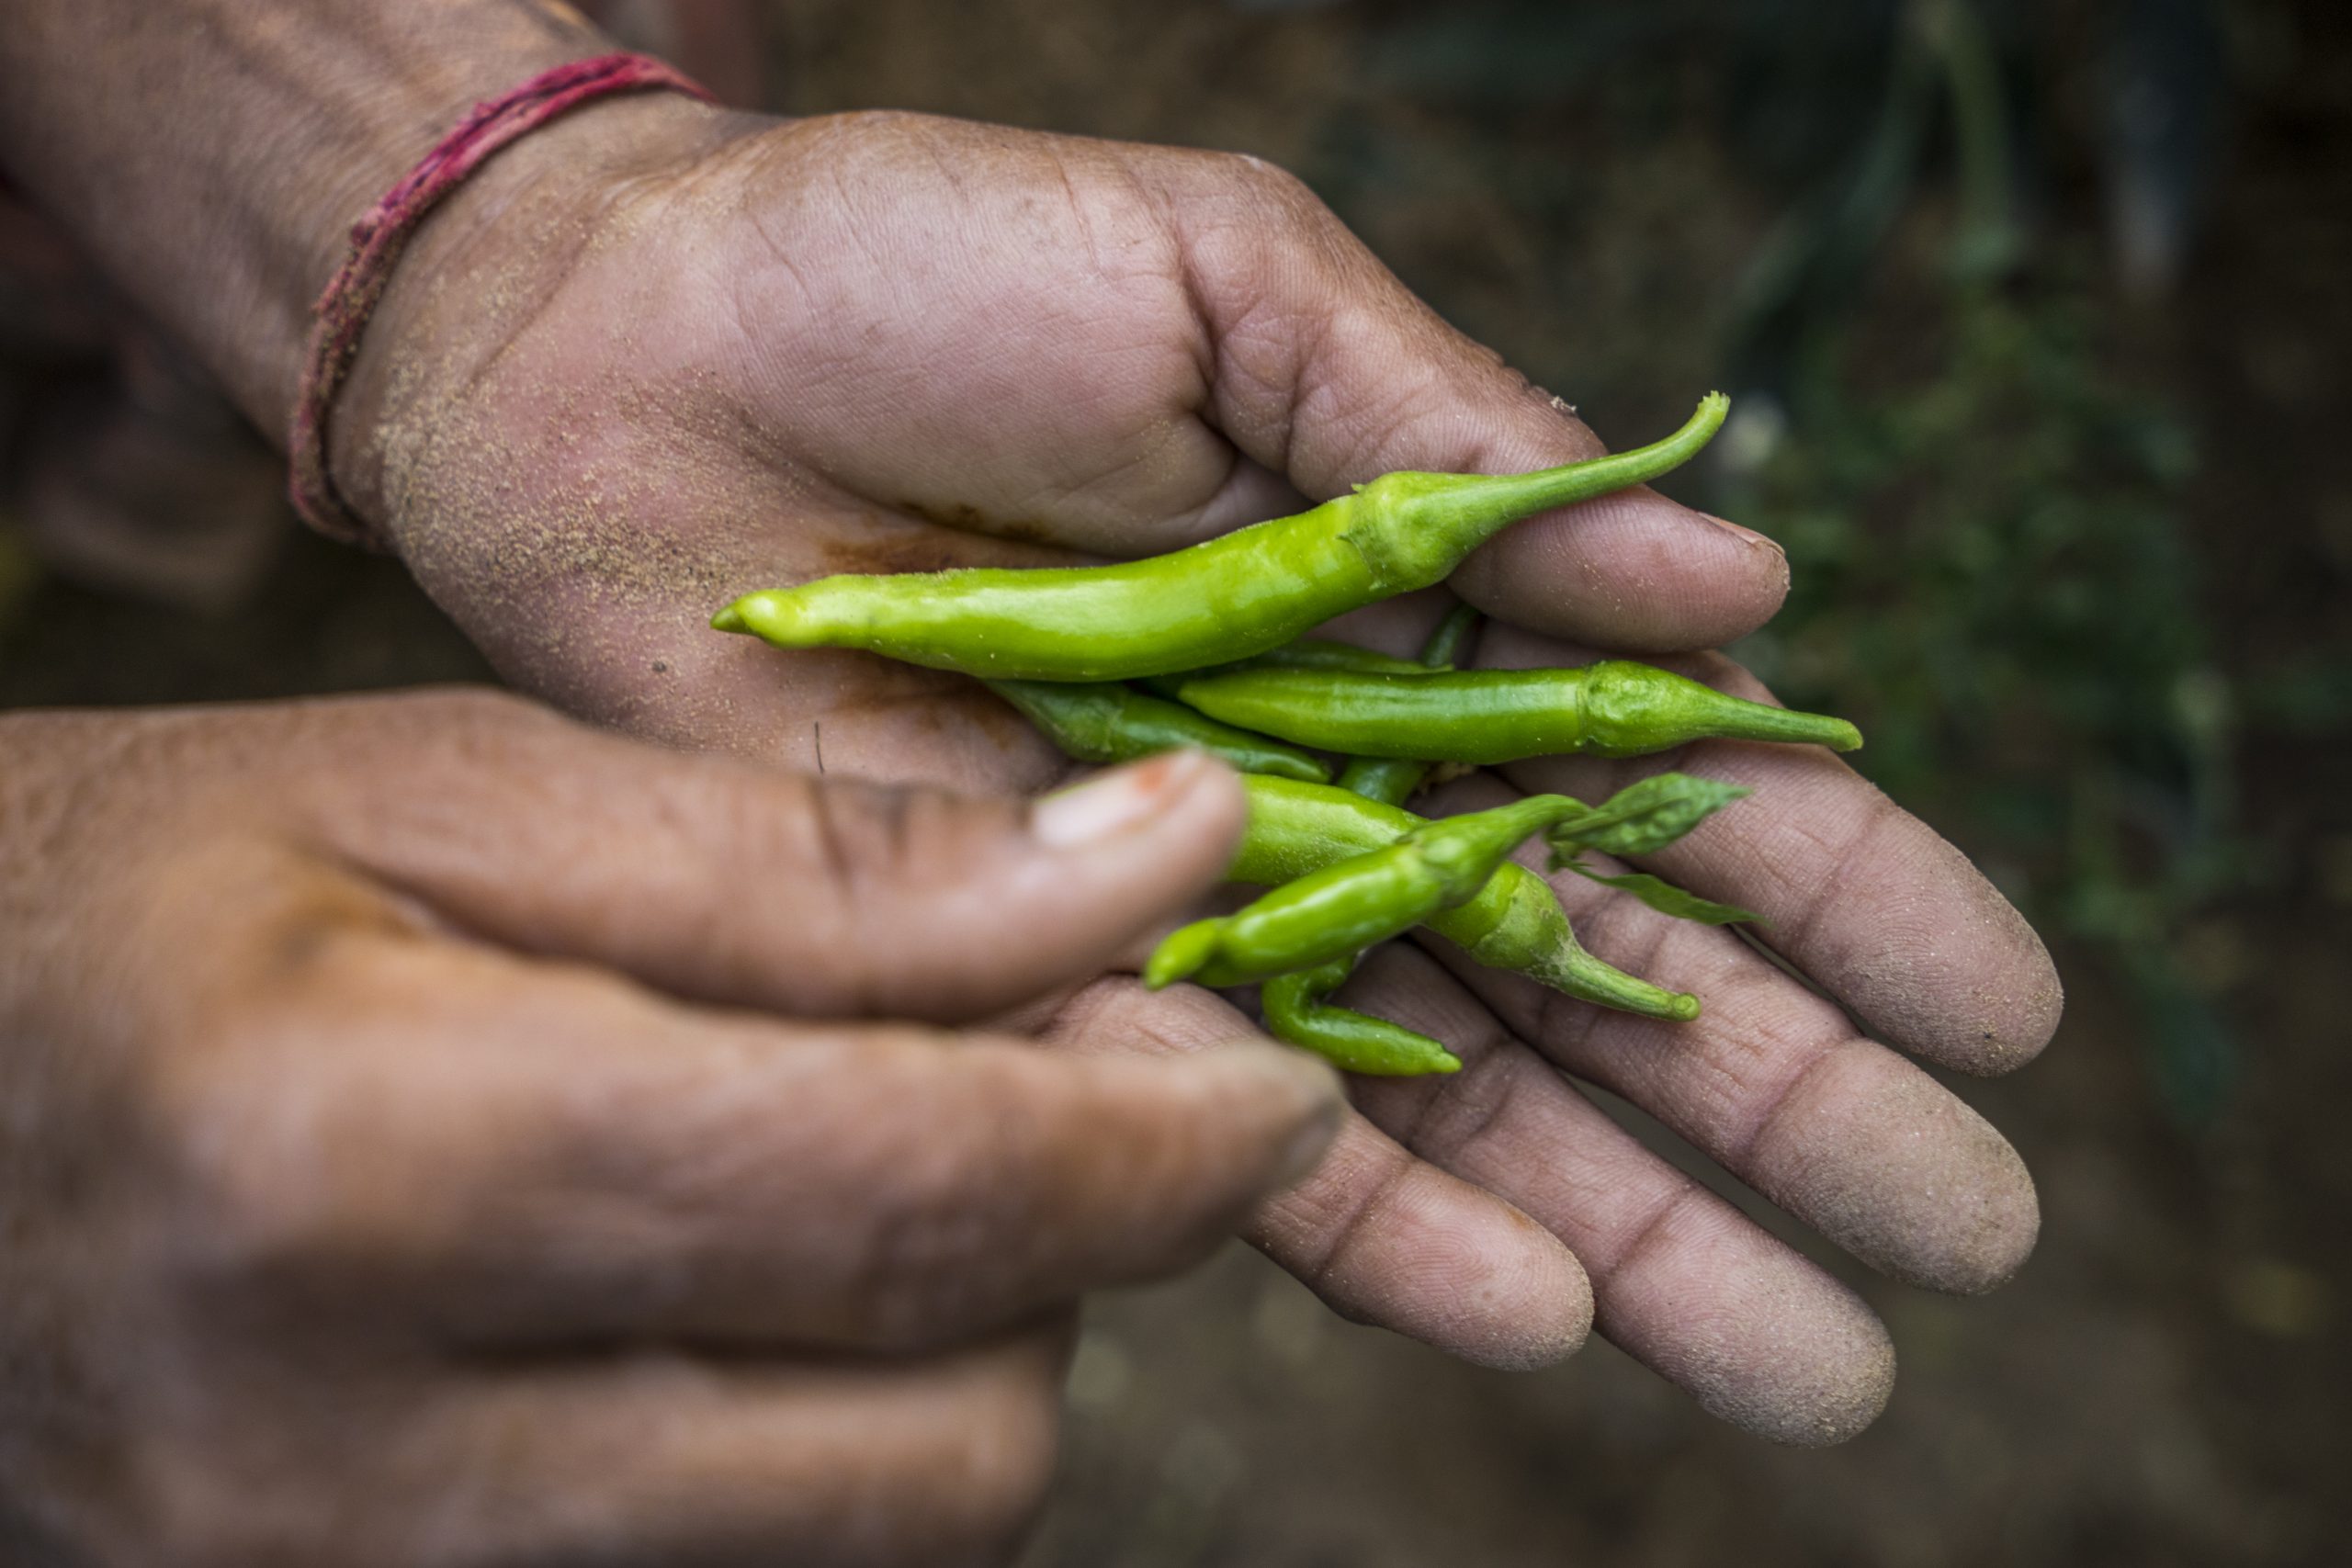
(716, 395, 1864, 1076)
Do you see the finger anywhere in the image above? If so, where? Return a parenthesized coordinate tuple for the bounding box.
(1335, 941, 1896, 1446)
(380, 1325, 1071, 1567)
(1481, 625, 2064, 1074)
(274, 691, 1245, 1023)
(1153, 154, 1789, 653)
(1419, 772, 2041, 1295)
(178, 930, 1340, 1352)
(1036, 975, 1595, 1371)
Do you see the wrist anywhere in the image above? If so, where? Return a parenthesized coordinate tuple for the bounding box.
(324, 89, 743, 544)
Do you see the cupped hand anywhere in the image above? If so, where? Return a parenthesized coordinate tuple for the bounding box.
(334, 103, 2061, 1441)
(0, 694, 1337, 1564)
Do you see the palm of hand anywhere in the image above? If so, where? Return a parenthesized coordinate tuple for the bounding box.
(341, 107, 2060, 1442)
(355, 111, 1300, 783)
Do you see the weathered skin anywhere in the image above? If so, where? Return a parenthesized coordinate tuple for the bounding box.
(2, 0, 2058, 1462)
(0, 696, 1338, 1562)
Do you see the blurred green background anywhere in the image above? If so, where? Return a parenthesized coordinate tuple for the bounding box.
(3, 1, 2346, 1562)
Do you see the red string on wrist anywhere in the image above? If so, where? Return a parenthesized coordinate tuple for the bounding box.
(288, 52, 714, 547)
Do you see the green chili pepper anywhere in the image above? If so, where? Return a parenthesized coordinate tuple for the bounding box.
(983, 679, 1329, 783)
(1176, 660, 1863, 762)
(1147, 794, 1618, 989)
(1334, 604, 1483, 807)
(712, 395, 1730, 681)
(985, 649, 1736, 1022)
(1234, 775, 1705, 1021)
(1261, 955, 1463, 1077)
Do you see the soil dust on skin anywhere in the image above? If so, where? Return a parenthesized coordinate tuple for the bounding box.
(2, 2, 2346, 1565)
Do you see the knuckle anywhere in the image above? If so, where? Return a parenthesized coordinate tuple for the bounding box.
(1230, 151, 1320, 209)
(943, 1374, 1064, 1555)
(1390, 1041, 1523, 1164)
(156, 1081, 332, 1289)
(837, 777, 1024, 883)
(831, 106, 929, 140)
(825, 1053, 1065, 1348)
(776, 781, 1027, 999)
(1040, 972, 1140, 1046)
(1300, 1147, 1414, 1295)
(718, 773, 886, 1003)
(845, 1163, 1007, 1349)
(144, 993, 381, 1295)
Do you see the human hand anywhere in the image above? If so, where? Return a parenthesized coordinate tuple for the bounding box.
(334, 106, 2060, 1441)
(0, 694, 1337, 1563)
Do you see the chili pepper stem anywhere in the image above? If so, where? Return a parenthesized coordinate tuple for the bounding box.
(1699, 707, 1861, 752)
(1351, 393, 1729, 585)
(1521, 942, 1702, 1021)
(1582, 660, 1862, 756)
(1455, 859, 1703, 1021)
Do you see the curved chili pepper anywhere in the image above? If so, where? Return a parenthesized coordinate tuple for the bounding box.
(712, 395, 1730, 680)
(1176, 660, 1862, 762)
(1234, 775, 1703, 1021)
(983, 679, 1329, 783)
(1261, 954, 1463, 1077)
(1333, 604, 1483, 807)
(1147, 793, 1623, 989)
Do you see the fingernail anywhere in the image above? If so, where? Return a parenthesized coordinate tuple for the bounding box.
(1702, 511, 1786, 558)
(1034, 751, 1207, 848)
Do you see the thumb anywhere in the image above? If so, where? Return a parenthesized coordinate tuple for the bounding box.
(1156, 153, 1787, 653)
(293, 691, 1243, 1023)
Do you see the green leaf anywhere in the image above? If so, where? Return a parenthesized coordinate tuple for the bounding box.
(1560, 860, 1764, 925)
(1546, 773, 1751, 857)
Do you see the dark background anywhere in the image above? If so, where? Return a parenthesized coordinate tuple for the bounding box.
(3, 2, 2346, 1563)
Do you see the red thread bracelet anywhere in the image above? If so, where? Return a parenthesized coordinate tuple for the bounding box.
(288, 52, 714, 547)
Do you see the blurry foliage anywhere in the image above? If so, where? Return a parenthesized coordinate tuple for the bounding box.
(1718, 0, 2260, 1122)
(1726, 285, 2242, 1120)
(1317, 0, 2289, 1119)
